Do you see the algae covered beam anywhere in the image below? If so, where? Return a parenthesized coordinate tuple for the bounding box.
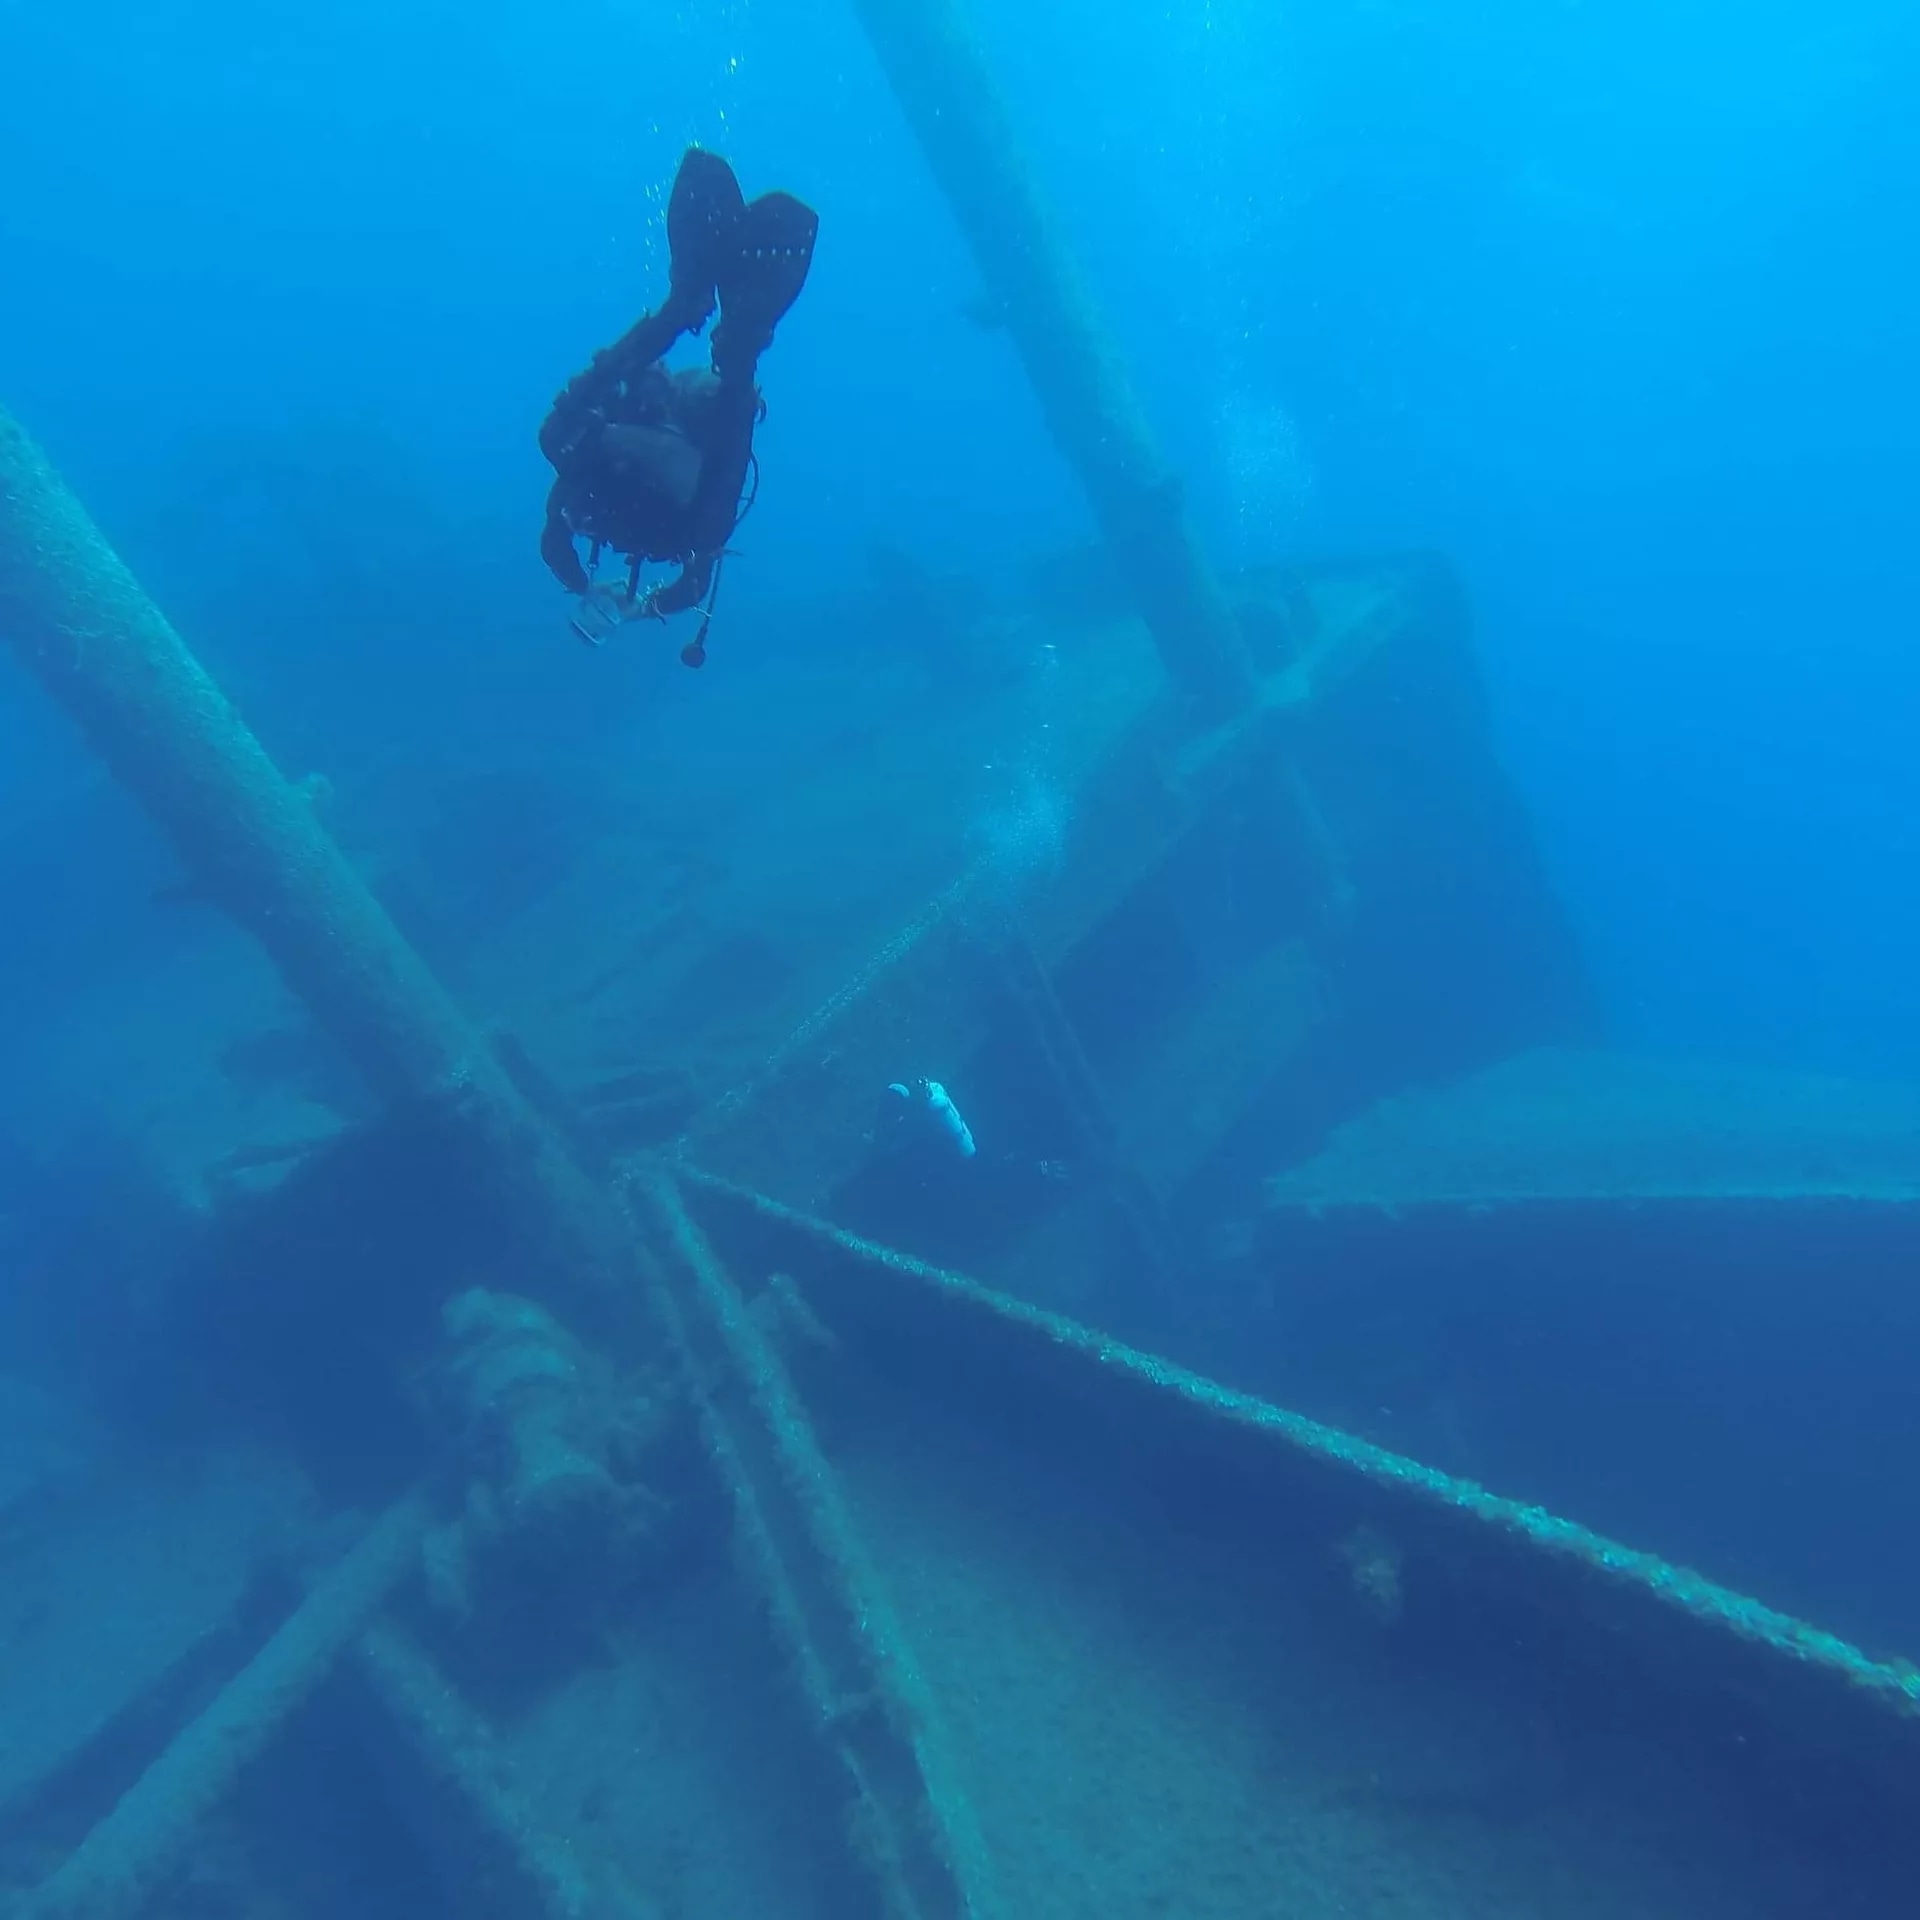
(630, 1169, 1001, 1920)
(0, 403, 627, 1314)
(850, 0, 1255, 716)
(350, 1622, 601, 1920)
(20, 1493, 432, 1920)
(677, 1169, 1920, 1763)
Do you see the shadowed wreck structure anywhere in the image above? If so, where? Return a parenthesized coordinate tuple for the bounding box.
(4, 5, 1920, 1916)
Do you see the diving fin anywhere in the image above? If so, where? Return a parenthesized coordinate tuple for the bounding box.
(712, 191, 819, 374)
(666, 147, 746, 310)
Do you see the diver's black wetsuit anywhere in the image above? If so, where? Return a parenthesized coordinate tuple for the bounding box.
(539, 148, 817, 652)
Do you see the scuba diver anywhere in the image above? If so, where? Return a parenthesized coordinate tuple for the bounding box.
(538, 147, 818, 666)
(862, 1074, 1070, 1225)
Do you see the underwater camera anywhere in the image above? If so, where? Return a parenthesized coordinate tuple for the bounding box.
(569, 582, 634, 649)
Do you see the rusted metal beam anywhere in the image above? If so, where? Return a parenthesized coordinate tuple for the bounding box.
(0, 404, 630, 1324)
(19, 1493, 431, 1920)
(350, 1622, 605, 1920)
(677, 1167, 1920, 1767)
(678, 571, 1387, 1204)
(849, 0, 1255, 715)
(630, 1169, 1001, 1920)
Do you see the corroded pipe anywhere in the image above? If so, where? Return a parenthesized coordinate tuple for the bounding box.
(679, 1166, 1920, 1735)
(850, 0, 1255, 716)
(633, 1168, 1002, 1920)
(352, 1621, 604, 1920)
(21, 1493, 432, 1920)
(0, 404, 627, 1310)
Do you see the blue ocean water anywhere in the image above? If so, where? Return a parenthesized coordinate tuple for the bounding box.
(4, 0, 1916, 1077)
(2, 2, 1919, 1915)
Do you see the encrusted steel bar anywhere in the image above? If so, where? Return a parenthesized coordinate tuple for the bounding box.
(20, 1492, 431, 1920)
(629, 1168, 1000, 1920)
(351, 1621, 603, 1920)
(0, 404, 629, 1315)
(676, 1167, 1920, 1734)
(849, 0, 1255, 715)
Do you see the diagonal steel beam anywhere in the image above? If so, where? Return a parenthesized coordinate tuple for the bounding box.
(0, 403, 995, 1920)
(677, 1166, 1920, 1769)
(679, 566, 1413, 1225)
(629, 1168, 1002, 1920)
(0, 404, 633, 1330)
(349, 1621, 607, 1920)
(18, 1492, 432, 1920)
(848, 0, 1255, 715)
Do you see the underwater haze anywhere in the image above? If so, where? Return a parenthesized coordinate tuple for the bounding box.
(5, 2, 1920, 1918)
(3, 0, 1916, 1074)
